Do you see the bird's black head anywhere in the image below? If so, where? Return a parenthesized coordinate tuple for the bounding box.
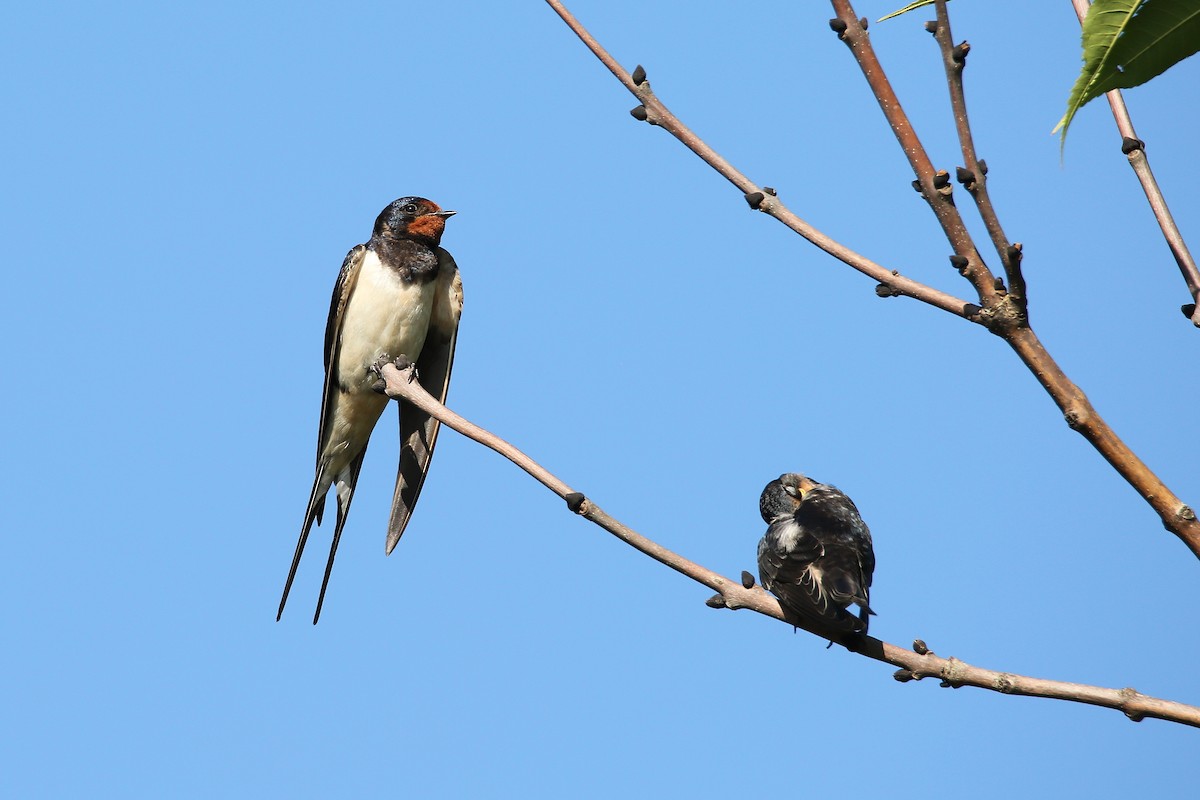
(759, 472, 861, 524)
(759, 473, 813, 523)
(373, 196, 456, 246)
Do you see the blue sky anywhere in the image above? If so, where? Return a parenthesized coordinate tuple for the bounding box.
(4, 1, 1198, 796)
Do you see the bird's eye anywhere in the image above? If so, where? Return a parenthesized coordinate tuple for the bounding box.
(401, 203, 418, 215)
(784, 486, 800, 498)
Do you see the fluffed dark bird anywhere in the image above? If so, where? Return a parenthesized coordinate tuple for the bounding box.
(757, 473, 876, 634)
(278, 197, 463, 624)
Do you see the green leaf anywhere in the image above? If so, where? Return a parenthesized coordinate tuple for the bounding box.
(877, 1, 944, 23)
(1056, 0, 1200, 147)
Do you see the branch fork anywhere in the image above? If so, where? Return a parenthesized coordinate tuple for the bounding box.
(548, 0, 1200, 556)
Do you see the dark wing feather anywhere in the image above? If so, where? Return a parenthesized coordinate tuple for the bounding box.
(758, 518, 823, 590)
(859, 528, 876, 591)
(313, 243, 367, 526)
(385, 248, 463, 554)
(758, 519, 866, 633)
(312, 444, 368, 624)
(318, 244, 367, 455)
(277, 244, 366, 621)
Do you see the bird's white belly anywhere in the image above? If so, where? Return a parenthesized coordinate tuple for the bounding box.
(337, 250, 436, 392)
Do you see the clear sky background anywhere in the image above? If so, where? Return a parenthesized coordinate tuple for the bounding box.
(4, 1, 1198, 796)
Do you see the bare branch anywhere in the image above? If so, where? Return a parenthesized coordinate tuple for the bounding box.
(929, 1, 1026, 307)
(379, 360, 1200, 729)
(1069, 0, 1200, 327)
(828, 2, 998, 305)
(544, 0, 976, 320)
(544, 0, 1200, 558)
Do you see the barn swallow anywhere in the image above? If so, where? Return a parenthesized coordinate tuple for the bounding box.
(278, 196, 463, 623)
(757, 473, 876, 634)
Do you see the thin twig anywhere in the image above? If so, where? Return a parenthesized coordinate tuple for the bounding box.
(544, 0, 1200, 557)
(828, 3, 998, 305)
(1069, 0, 1200, 327)
(379, 361, 1200, 729)
(930, 0, 1026, 307)
(544, 0, 976, 319)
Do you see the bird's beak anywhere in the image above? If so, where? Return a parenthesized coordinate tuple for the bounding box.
(433, 210, 457, 218)
(795, 476, 817, 494)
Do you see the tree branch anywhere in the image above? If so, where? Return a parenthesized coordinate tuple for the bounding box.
(544, 0, 1200, 559)
(828, 2, 999, 306)
(929, 0, 1026, 308)
(544, 0, 976, 320)
(378, 361, 1200, 729)
(1068, 0, 1200, 327)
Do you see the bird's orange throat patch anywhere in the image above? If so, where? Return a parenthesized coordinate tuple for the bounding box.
(406, 215, 446, 244)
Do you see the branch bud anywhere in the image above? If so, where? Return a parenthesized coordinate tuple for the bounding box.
(631, 64, 647, 86)
(741, 571, 756, 589)
(1121, 136, 1145, 155)
(630, 104, 648, 121)
(744, 191, 765, 210)
(565, 492, 587, 513)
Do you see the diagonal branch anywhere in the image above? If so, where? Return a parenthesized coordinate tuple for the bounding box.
(545, 0, 976, 320)
(378, 360, 1200, 729)
(1069, 0, 1200, 328)
(929, 0, 1027, 308)
(828, 2, 999, 306)
(544, 0, 1200, 559)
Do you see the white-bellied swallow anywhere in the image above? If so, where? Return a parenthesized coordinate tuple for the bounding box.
(278, 197, 463, 623)
(757, 473, 876, 634)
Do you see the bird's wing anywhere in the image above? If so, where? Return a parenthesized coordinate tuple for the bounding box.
(312, 243, 368, 525)
(277, 244, 366, 621)
(385, 247, 463, 554)
(758, 518, 823, 591)
(759, 519, 866, 633)
(319, 245, 368, 450)
(860, 526, 876, 592)
(838, 506, 875, 621)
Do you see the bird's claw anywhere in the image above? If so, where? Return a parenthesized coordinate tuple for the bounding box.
(369, 354, 394, 394)
(369, 353, 394, 378)
(401, 357, 420, 384)
(370, 354, 420, 387)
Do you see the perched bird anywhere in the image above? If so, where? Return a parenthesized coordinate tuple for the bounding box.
(757, 473, 876, 634)
(278, 197, 464, 623)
